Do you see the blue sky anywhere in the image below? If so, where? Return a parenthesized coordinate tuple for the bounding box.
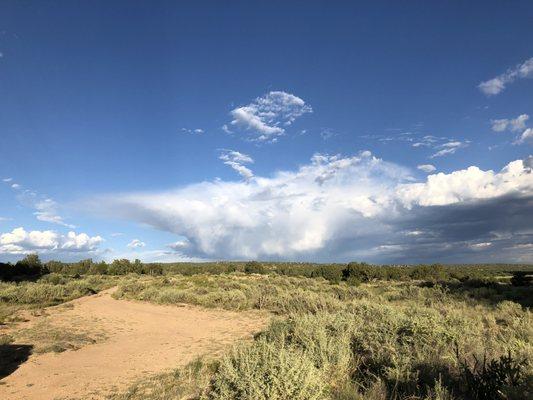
(1, 1, 532, 263)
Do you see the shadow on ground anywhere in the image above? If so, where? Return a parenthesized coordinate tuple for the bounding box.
(0, 344, 33, 379)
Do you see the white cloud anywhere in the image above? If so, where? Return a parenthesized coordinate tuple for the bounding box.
(219, 150, 254, 180)
(515, 128, 533, 145)
(127, 239, 146, 249)
(429, 141, 468, 158)
(417, 164, 436, 173)
(491, 114, 529, 132)
(396, 159, 532, 207)
(168, 239, 191, 251)
(3, 179, 75, 228)
(479, 57, 533, 96)
(181, 128, 204, 134)
(61, 231, 104, 251)
(33, 198, 76, 228)
(0, 227, 103, 255)
(469, 242, 492, 250)
(227, 91, 312, 142)
(88, 152, 533, 262)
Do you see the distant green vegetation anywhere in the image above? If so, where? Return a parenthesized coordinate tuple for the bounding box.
(1, 255, 532, 399)
(2, 255, 532, 283)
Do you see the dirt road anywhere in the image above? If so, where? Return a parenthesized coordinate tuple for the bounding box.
(0, 288, 268, 399)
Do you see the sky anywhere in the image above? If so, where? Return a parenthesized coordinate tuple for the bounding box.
(0, 1, 532, 264)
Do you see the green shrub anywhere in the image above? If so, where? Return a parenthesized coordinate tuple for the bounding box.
(209, 340, 327, 400)
(343, 262, 381, 282)
(311, 265, 343, 284)
(244, 261, 267, 275)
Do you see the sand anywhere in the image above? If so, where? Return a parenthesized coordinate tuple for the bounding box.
(0, 288, 268, 399)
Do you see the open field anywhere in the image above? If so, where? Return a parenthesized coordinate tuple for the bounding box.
(0, 257, 532, 399)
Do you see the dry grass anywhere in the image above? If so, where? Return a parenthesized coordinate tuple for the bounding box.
(13, 318, 107, 354)
(1, 268, 531, 399)
(110, 273, 532, 400)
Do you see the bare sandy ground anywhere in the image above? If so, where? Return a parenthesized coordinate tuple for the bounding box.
(0, 288, 268, 400)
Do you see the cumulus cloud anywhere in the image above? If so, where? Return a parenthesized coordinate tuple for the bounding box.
(0, 227, 103, 255)
(417, 164, 436, 173)
(227, 91, 312, 142)
(491, 114, 529, 133)
(479, 57, 533, 96)
(127, 239, 146, 249)
(396, 159, 532, 207)
(87, 152, 533, 263)
(219, 150, 254, 180)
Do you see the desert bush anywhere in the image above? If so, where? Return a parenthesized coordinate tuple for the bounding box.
(111, 271, 532, 400)
(0, 275, 113, 306)
(208, 339, 327, 400)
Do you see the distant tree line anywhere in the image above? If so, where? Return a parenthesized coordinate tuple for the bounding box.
(0, 254, 531, 286)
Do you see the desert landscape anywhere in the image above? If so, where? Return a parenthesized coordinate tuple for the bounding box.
(1, 1, 532, 399)
(1, 257, 531, 399)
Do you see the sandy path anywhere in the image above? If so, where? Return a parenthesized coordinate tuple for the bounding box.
(0, 288, 268, 400)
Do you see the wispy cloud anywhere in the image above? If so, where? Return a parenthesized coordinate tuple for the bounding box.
(219, 149, 254, 180)
(367, 132, 468, 159)
(515, 128, 533, 145)
(226, 91, 312, 142)
(479, 57, 533, 96)
(320, 128, 336, 140)
(429, 141, 469, 158)
(181, 128, 204, 134)
(2, 179, 75, 228)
